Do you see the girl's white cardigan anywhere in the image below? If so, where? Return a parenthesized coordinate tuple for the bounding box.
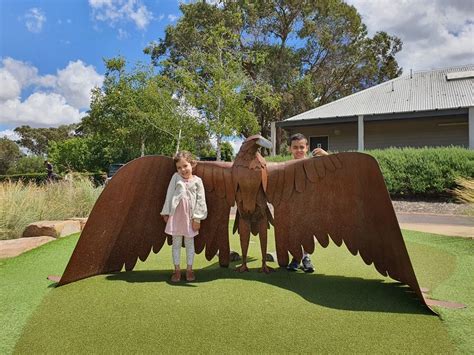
(160, 172, 208, 221)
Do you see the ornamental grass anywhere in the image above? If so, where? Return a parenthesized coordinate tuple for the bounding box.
(0, 178, 102, 240)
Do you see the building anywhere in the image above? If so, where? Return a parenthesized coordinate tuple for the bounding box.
(272, 65, 474, 153)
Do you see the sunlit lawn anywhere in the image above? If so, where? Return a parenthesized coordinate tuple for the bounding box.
(1, 227, 472, 354)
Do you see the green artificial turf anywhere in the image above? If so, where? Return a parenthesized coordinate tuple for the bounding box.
(0, 236, 78, 355)
(2, 228, 472, 354)
(403, 231, 474, 354)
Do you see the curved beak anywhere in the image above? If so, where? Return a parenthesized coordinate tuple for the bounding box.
(256, 136, 272, 150)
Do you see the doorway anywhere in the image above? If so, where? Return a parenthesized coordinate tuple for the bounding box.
(309, 136, 329, 151)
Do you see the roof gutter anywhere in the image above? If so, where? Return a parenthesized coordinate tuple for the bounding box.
(276, 108, 469, 128)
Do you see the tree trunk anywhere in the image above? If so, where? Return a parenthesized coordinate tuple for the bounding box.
(175, 128, 182, 154)
(140, 138, 145, 157)
(216, 134, 222, 161)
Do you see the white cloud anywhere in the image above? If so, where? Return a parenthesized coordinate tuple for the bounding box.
(207, 136, 242, 156)
(0, 69, 21, 101)
(203, 0, 223, 7)
(0, 129, 20, 141)
(1, 57, 57, 91)
(56, 60, 104, 109)
(228, 138, 242, 155)
(0, 93, 84, 127)
(167, 14, 178, 22)
(128, 3, 152, 29)
(346, 0, 474, 71)
(23, 8, 46, 33)
(58, 19, 72, 25)
(89, 0, 153, 30)
(2, 57, 40, 87)
(117, 28, 129, 40)
(0, 58, 103, 128)
(178, 0, 222, 7)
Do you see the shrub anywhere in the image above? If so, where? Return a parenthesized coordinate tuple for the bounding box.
(7, 156, 45, 174)
(266, 155, 292, 163)
(266, 147, 474, 197)
(368, 147, 473, 196)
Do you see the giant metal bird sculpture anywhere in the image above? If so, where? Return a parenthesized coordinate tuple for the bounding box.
(232, 136, 274, 273)
(57, 135, 428, 309)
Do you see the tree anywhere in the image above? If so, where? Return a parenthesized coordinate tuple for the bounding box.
(145, 2, 259, 160)
(219, 141, 234, 162)
(198, 141, 234, 161)
(171, 33, 259, 160)
(295, 1, 402, 107)
(239, 0, 402, 131)
(0, 138, 22, 174)
(145, 0, 403, 153)
(48, 137, 95, 173)
(14, 124, 76, 156)
(81, 58, 205, 166)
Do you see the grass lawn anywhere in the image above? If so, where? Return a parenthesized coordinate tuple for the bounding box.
(1, 227, 472, 354)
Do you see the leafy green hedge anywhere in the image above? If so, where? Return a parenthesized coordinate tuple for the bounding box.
(0, 172, 107, 185)
(0, 173, 50, 184)
(368, 147, 473, 196)
(266, 147, 474, 197)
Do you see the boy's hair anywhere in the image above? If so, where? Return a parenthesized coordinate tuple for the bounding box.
(173, 150, 197, 167)
(290, 133, 308, 145)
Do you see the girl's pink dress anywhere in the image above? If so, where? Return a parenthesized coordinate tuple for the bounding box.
(164, 179, 198, 238)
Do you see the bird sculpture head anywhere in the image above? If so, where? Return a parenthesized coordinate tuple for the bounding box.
(235, 135, 272, 163)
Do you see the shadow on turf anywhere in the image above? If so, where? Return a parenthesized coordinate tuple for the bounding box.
(105, 259, 430, 315)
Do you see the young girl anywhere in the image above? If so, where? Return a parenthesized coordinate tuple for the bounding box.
(161, 151, 207, 282)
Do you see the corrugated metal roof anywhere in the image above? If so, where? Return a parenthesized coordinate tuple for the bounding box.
(285, 64, 474, 122)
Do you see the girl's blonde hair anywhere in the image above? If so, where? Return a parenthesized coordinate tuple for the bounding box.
(173, 150, 197, 167)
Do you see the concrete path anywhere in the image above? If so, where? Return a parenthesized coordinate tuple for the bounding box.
(397, 213, 473, 238)
(0, 236, 55, 259)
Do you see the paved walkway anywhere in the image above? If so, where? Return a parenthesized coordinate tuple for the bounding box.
(397, 212, 473, 238)
(0, 236, 55, 259)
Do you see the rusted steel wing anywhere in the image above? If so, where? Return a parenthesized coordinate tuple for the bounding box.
(58, 156, 233, 286)
(194, 161, 234, 265)
(267, 152, 427, 305)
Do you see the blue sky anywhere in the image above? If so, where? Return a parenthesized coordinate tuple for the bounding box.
(0, 0, 183, 134)
(1, 0, 473, 146)
(1, 0, 175, 75)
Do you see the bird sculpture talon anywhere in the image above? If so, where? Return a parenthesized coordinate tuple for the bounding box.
(236, 264, 249, 272)
(259, 264, 274, 274)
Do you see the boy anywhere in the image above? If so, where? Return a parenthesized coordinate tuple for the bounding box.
(287, 133, 328, 273)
